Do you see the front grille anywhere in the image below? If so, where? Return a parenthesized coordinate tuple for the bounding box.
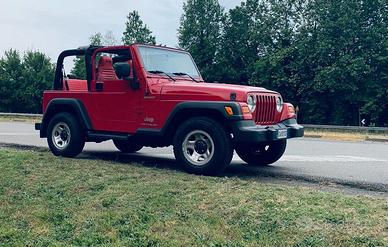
(254, 94, 277, 125)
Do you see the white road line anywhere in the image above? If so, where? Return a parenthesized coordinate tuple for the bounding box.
(280, 155, 387, 162)
(138, 153, 388, 163)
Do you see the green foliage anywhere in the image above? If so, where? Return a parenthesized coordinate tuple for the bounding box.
(70, 57, 86, 80)
(89, 32, 103, 46)
(1, 0, 387, 126)
(189, 0, 388, 126)
(178, 0, 224, 82)
(0, 49, 23, 112)
(20, 51, 55, 113)
(70, 32, 105, 80)
(213, 2, 257, 83)
(122, 11, 156, 45)
(0, 50, 54, 113)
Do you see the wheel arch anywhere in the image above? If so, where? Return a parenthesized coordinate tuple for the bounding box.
(161, 102, 243, 143)
(40, 98, 92, 137)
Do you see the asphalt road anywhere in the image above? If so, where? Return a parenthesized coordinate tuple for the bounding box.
(1, 121, 387, 192)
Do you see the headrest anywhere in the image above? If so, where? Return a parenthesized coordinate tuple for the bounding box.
(98, 56, 113, 67)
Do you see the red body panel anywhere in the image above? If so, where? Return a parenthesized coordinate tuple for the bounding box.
(42, 44, 296, 134)
(64, 79, 88, 91)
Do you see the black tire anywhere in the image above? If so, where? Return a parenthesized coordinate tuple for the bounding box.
(47, 112, 85, 158)
(113, 139, 143, 153)
(235, 140, 287, 166)
(173, 117, 233, 175)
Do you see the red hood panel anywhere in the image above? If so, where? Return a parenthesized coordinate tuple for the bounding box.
(160, 81, 277, 101)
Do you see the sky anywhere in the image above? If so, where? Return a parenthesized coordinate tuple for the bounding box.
(0, 0, 243, 62)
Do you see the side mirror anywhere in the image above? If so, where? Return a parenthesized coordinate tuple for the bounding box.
(115, 62, 139, 90)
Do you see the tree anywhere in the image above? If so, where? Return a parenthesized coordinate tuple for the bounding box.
(199, 0, 388, 126)
(71, 32, 104, 79)
(295, 0, 388, 125)
(0, 49, 23, 112)
(0, 49, 54, 113)
(251, 0, 309, 120)
(178, 0, 224, 81)
(89, 32, 103, 46)
(248, 0, 388, 126)
(122, 11, 156, 45)
(103, 31, 119, 46)
(19, 51, 54, 113)
(215, 0, 273, 84)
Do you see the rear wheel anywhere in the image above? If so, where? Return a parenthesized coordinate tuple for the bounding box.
(173, 117, 233, 175)
(235, 140, 287, 166)
(113, 140, 143, 153)
(47, 112, 85, 157)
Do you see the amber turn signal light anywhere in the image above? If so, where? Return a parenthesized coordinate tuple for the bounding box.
(225, 106, 234, 116)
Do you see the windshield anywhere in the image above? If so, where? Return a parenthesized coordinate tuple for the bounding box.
(138, 46, 201, 78)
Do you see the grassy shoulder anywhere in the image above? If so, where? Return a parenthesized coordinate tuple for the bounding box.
(304, 130, 388, 142)
(0, 148, 387, 246)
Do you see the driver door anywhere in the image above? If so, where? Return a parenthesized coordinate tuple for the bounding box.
(90, 48, 142, 133)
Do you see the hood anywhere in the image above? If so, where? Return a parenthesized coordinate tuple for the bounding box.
(160, 81, 277, 102)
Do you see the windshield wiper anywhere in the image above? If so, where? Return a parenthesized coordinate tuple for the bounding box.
(148, 70, 175, 81)
(172, 72, 200, 83)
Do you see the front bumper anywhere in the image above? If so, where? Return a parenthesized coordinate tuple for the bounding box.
(231, 118, 304, 144)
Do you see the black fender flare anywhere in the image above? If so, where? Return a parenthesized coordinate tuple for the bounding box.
(166, 101, 244, 122)
(39, 98, 92, 137)
(136, 101, 244, 138)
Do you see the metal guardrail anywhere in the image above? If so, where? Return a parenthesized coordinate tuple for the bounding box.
(0, 112, 42, 117)
(0, 112, 387, 134)
(304, 124, 388, 134)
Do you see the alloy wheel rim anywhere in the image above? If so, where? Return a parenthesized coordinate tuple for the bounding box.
(51, 122, 71, 150)
(182, 130, 215, 166)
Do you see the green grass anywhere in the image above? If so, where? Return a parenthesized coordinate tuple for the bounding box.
(0, 148, 387, 246)
(305, 130, 388, 142)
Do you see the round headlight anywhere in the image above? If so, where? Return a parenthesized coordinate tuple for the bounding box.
(247, 95, 256, 112)
(276, 96, 283, 112)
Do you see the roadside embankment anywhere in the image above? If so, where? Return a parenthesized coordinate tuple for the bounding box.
(1, 113, 387, 142)
(304, 124, 388, 142)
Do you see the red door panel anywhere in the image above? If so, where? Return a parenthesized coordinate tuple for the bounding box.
(90, 80, 142, 133)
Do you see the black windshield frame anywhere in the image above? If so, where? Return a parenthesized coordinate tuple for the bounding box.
(136, 45, 202, 80)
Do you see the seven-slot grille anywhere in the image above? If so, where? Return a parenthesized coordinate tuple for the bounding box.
(254, 94, 277, 125)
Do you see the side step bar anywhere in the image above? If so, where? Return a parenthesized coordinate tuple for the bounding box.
(86, 131, 130, 141)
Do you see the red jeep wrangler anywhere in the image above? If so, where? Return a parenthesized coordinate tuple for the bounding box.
(35, 44, 304, 175)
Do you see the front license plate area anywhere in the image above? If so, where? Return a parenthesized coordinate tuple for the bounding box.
(277, 129, 288, 139)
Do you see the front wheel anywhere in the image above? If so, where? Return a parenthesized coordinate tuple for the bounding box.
(47, 112, 85, 158)
(235, 140, 287, 166)
(173, 117, 233, 175)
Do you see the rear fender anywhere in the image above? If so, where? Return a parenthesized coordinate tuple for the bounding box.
(39, 98, 92, 137)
